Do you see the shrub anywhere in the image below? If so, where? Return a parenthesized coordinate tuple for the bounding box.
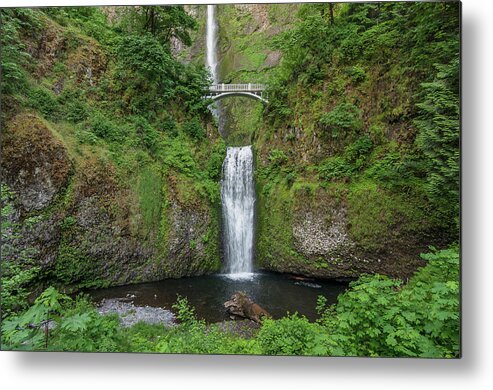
(159, 116, 178, 137)
(89, 111, 124, 141)
(2, 288, 126, 352)
(257, 314, 330, 356)
(320, 247, 460, 358)
(0, 8, 40, 96)
(346, 65, 367, 84)
(318, 156, 353, 181)
(345, 135, 373, 162)
(182, 117, 205, 140)
(27, 87, 60, 119)
(131, 115, 160, 153)
(268, 149, 288, 167)
(58, 90, 88, 123)
(415, 58, 460, 230)
(0, 184, 40, 319)
(319, 103, 363, 139)
(206, 141, 226, 181)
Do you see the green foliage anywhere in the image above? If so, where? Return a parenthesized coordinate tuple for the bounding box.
(415, 57, 460, 230)
(174, 64, 213, 116)
(26, 86, 89, 124)
(131, 115, 160, 153)
(257, 314, 331, 356)
(2, 289, 125, 351)
(318, 157, 353, 182)
(43, 7, 115, 44)
(317, 136, 373, 182)
(345, 135, 373, 164)
(172, 295, 198, 329)
(118, 6, 197, 48)
(89, 111, 125, 142)
(113, 33, 176, 115)
(0, 8, 40, 96)
(206, 140, 227, 181)
(57, 89, 89, 123)
(347, 181, 427, 251)
(162, 137, 199, 177)
(59, 216, 76, 230)
(182, 117, 205, 140)
(268, 149, 288, 167)
(111, 28, 209, 120)
(319, 247, 460, 357)
(1, 184, 40, 318)
(138, 165, 163, 235)
(258, 2, 459, 271)
(53, 242, 103, 288)
(154, 296, 242, 354)
(51, 297, 124, 352)
(319, 103, 363, 139)
(159, 116, 178, 136)
(346, 65, 367, 84)
(2, 287, 69, 350)
(26, 87, 60, 119)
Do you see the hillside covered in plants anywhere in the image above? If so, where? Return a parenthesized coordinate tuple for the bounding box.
(215, 2, 459, 279)
(1, 2, 460, 358)
(1, 6, 226, 292)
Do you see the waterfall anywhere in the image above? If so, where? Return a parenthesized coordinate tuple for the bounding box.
(221, 146, 255, 279)
(206, 5, 218, 84)
(209, 6, 256, 279)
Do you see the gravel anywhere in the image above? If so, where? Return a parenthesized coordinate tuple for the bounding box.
(97, 298, 176, 328)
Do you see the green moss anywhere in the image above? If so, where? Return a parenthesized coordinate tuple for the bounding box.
(256, 180, 306, 269)
(53, 241, 106, 289)
(347, 180, 428, 251)
(201, 204, 222, 272)
(137, 164, 163, 236)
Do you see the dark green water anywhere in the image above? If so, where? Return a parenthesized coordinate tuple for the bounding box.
(88, 272, 348, 323)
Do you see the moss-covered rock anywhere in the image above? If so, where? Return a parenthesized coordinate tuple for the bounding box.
(256, 178, 434, 279)
(1, 113, 71, 212)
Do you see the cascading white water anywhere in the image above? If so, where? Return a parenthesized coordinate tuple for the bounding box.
(221, 146, 255, 279)
(206, 5, 218, 84)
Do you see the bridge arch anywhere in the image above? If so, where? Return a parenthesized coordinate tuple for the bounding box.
(204, 83, 268, 104)
(209, 91, 268, 103)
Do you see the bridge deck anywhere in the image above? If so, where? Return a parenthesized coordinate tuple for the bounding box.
(208, 83, 266, 93)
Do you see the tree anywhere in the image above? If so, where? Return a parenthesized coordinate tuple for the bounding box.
(119, 5, 196, 48)
(329, 3, 335, 25)
(415, 57, 460, 230)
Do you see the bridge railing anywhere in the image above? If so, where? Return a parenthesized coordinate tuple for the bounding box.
(208, 83, 266, 92)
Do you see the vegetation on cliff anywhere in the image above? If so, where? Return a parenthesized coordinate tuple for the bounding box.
(1, 6, 224, 290)
(249, 2, 460, 277)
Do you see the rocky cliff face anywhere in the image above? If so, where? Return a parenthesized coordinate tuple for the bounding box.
(1, 116, 220, 290)
(255, 181, 430, 279)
